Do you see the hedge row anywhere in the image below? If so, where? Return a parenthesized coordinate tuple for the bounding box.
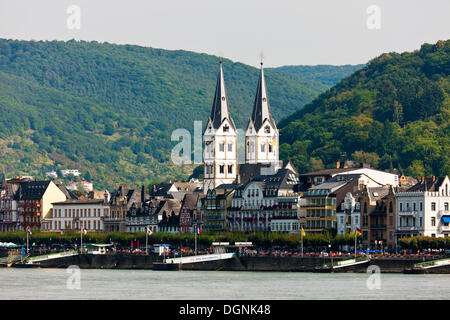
(0, 230, 361, 249)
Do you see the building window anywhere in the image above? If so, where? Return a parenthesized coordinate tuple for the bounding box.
(219, 143, 224, 152)
(420, 202, 423, 211)
(228, 165, 233, 174)
(269, 144, 273, 153)
(219, 165, 224, 174)
(431, 217, 436, 226)
(223, 125, 229, 133)
(228, 143, 233, 152)
(261, 144, 265, 152)
(445, 203, 449, 212)
(431, 202, 436, 211)
(264, 126, 270, 133)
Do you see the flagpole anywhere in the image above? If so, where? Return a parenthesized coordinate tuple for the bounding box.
(146, 225, 148, 255)
(354, 231, 357, 258)
(26, 230, 29, 254)
(195, 226, 197, 256)
(81, 229, 83, 254)
(301, 229, 303, 256)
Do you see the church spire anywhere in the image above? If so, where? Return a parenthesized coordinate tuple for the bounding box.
(251, 62, 276, 132)
(209, 61, 235, 130)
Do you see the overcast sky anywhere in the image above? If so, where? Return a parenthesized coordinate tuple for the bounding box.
(0, 0, 449, 67)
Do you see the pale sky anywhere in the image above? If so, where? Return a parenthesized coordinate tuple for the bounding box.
(0, 0, 449, 67)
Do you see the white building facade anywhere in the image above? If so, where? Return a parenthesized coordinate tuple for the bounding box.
(336, 192, 361, 236)
(395, 176, 450, 240)
(42, 199, 110, 233)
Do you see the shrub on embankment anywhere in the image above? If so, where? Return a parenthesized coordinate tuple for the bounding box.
(398, 236, 450, 251)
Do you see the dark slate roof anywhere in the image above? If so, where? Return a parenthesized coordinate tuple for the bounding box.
(52, 199, 105, 205)
(250, 64, 276, 132)
(407, 177, 445, 192)
(234, 168, 299, 198)
(18, 181, 51, 200)
(149, 183, 175, 198)
(238, 163, 265, 184)
(55, 182, 78, 200)
(368, 187, 390, 200)
(181, 193, 200, 211)
(209, 62, 236, 130)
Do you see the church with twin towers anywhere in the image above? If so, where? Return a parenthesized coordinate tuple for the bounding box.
(203, 61, 281, 192)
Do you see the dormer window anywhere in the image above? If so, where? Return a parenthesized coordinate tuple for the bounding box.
(223, 125, 229, 133)
(264, 126, 270, 133)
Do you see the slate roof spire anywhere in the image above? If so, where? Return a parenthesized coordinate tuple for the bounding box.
(209, 61, 235, 130)
(251, 62, 276, 132)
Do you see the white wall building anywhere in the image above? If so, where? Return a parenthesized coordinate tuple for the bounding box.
(67, 181, 94, 192)
(337, 168, 399, 187)
(395, 176, 450, 240)
(60, 169, 81, 177)
(42, 199, 110, 233)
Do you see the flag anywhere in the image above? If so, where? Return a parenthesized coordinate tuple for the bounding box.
(26, 226, 32, 236)
(355, 228, 362, 236)
(196, 227, 202, 235)
(270, 135, 278, 146)
(146, 227, 152, 235)
(301, 226, 306, 237)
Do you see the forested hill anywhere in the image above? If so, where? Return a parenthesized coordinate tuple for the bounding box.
(270, 64, 364, 87)
(279, 40, 449, 178)
(0, 39, 357, 189)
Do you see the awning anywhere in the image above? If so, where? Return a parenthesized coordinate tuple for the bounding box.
(441, 216, 450, 223)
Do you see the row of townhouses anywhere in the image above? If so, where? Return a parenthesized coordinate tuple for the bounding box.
(1, 62, 448, 252)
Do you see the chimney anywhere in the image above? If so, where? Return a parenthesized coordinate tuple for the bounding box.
(336, 161, 340, 169)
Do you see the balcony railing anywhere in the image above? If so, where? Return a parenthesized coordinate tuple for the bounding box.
(370, 224, 387, 229)
(398, 226, 418, 231)
(398, 211, 418, 217)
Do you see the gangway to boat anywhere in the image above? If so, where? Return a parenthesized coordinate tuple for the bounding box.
(404, 257, 450, 273)
(22, 250, 79, 264)
(315, 256, 371, 272)
(163, 252, 236, 264)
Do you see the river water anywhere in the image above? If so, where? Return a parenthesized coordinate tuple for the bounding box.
(0, 268, 449, 300)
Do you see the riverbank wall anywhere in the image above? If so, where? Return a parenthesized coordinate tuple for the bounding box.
(32, 254, 450, 273)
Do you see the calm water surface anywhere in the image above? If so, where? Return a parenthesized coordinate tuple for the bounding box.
(1, 268, 449, 299)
